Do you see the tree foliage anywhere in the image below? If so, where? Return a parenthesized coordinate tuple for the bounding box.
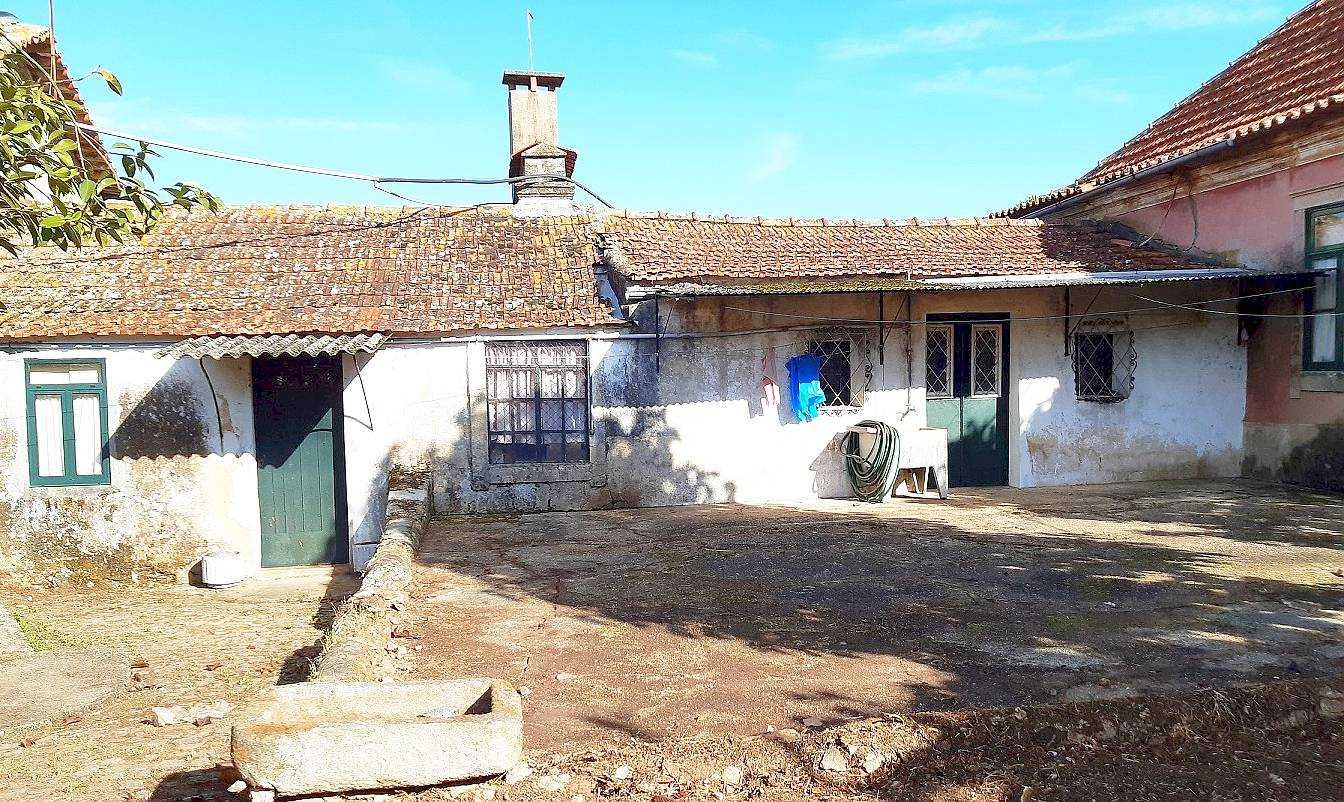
(0, 49, 218, 254)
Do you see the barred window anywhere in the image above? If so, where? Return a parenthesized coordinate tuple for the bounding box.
(486, 341, 589, 464)
(925, 325, 952, 399)
(970, 324, 1002, 397)
(1074, 331, 1134, 403)
(809, 339, 853, 407)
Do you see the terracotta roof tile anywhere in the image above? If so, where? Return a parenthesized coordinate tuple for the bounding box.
(0, 205, 615, 339)
(0, 18, 109, 174)
(600, 213, 1225, 286)
(1001, 0, 1344, 217)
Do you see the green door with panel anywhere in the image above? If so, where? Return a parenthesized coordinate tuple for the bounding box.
(252, 357, 349, 567)
(924, 315, 1009, 487)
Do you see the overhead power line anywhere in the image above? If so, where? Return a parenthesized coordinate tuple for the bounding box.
(73, 122, 615, 208)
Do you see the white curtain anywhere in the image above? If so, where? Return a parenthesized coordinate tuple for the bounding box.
(33, 395, 64, 477)
(72, 394, 102, 476)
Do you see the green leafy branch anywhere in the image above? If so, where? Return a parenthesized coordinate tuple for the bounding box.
(0, 52, 219, 254)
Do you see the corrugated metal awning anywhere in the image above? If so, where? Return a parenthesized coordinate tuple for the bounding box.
(625, 266, 1312, 299)
(155, 332, 388, 360)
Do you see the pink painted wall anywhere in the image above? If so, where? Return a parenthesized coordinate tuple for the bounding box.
(1111, 154, 1344, 428)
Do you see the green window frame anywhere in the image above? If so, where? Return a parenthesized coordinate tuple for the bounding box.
(24, 359, 111, 487)
(1303, 202, 1344, 371)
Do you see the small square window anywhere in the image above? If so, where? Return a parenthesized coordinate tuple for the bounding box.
(808, 340, 854, 407)
(1074, 332, 1133, 403)
(25, 360, 110, 486)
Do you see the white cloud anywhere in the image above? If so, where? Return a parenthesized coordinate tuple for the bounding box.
(822, 17, 1001, 59)
(376, 58, 469, 95)
(716, 30, 778, 52)
(749, 132, 799, 183)
(912, 63, 1132, 104)
(670, 49, 719, 67)
(913, 64, 1067, 100)
(822, 1, 1284, 59)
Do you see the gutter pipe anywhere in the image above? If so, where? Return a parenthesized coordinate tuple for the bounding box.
(1027, 140, 1236, 218)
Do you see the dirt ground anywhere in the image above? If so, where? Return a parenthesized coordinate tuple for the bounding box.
(0, 568, 356, 802)
(408, 480, 1344, 753)
(427, 679, 1344, 802)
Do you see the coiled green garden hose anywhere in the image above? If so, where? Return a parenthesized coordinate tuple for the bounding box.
(841, 420, 901, 503)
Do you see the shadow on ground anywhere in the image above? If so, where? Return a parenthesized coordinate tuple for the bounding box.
(409, 480, 1344, 750)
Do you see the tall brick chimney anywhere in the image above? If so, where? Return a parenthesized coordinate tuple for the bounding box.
(503, 70, 577, 215)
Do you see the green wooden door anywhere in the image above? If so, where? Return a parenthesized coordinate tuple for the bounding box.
(252, 357, 348, 567)
(925, 316, 1009, 487)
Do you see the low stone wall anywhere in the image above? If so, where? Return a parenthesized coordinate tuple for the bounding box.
(308, 474, 430, 682)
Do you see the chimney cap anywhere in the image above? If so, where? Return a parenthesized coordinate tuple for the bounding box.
(502, 70, 565, 89)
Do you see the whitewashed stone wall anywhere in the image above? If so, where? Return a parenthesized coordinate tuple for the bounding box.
(0, 346, 258, 584)
(0, 282, 1248, 583)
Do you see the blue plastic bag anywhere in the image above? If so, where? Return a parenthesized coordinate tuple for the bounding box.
(786, 353, 825, 421)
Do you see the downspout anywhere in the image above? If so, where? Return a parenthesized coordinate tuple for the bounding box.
(1027, 140, 1236, 219)
(198, 358, 225, 452)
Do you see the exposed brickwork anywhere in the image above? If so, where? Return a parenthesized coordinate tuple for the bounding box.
(0, 205, 614, 338)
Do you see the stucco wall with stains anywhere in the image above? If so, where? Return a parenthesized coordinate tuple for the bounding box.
(0, 347, 258, 585)
(1062, 139, 1344, 489)
(0, 283, 1246, 583)
(344, 285, 1246, 522)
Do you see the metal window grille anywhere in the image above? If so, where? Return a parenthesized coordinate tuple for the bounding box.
(925, 325, 953, 398)
(1074, 331, 1135, 402)
(486, 341, 590, 464)
(808, 339, 854, 407)
(970, 324, 1002, 397)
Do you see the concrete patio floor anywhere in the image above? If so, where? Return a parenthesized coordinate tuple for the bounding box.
(408, 479, 1344, 752)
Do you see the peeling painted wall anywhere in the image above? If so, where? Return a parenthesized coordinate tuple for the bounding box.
(0, 348, 258, 585)
(341, 285, 1246, 523)
(0, 283, 1247, 584)
(1062, 134, 1344, 491)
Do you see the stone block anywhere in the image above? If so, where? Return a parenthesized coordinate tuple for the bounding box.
(232, 679, 522, 795)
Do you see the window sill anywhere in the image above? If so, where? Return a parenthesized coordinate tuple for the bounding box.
(1300, 371, 1344, 393)
(487, 462, 593, 485)
(27, 481, 114, 496)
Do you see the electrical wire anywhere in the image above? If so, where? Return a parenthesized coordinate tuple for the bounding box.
(70, 122, 615, 208)
(1129, 291, 1339, 318)
(715, 283, 1315, 326)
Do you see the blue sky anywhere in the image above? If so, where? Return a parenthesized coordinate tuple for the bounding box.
(14, 0, 1297, 216)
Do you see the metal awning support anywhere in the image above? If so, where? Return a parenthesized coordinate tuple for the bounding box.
(155, 332, 389, 360)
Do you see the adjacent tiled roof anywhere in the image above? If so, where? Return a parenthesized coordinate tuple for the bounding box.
(599, 213, 1229, 288)
(0, 18, 109, 174)
(0, 205, 616, 339)
(156, 332, 388, 360)
(1001, 0, 1344, 218)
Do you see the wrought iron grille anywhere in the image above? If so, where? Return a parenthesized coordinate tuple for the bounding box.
(486, 341, 589, 463)
(925, 325, 953, 398)
(1074, 331, 1136, 403)
(808, 339, 854, 407)
(970, 325, 1002, 397)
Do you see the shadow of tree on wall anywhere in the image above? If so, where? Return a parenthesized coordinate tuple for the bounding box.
(413, 481, 1344, 748)
(111, 361, 223, 460)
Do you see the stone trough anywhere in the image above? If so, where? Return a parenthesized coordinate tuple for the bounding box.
(231, 679, 522, 797)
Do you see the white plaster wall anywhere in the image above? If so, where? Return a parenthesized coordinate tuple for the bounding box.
(339, 285, 1247, 516)
(0, 347, 259, 584)
(0, 283, 1250, 582)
